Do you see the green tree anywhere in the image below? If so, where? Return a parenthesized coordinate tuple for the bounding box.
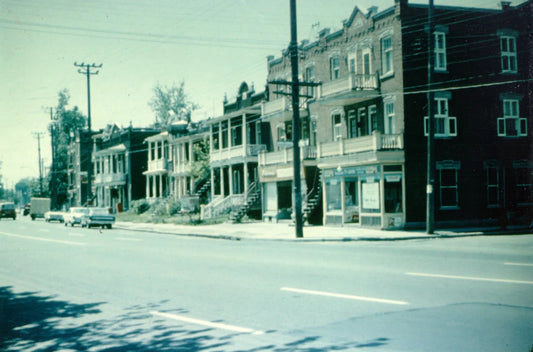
(148, 82, 199, 129)
(48, 89, 87, 208)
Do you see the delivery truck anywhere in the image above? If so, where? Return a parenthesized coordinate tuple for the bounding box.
(30, 197, 51, 220)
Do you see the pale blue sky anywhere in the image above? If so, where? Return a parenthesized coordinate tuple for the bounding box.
(0, 0, 517, 187)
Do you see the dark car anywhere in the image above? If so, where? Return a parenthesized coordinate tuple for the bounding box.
(0, 202, 16, 220)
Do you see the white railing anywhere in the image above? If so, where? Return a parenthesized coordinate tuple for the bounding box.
(258, 146, 317, 166)
(320, 78, 350, 97)
(148, 158, 167, 171)
(94, 173, 126, 185)
(350, 73, 379, 90)
(201, 194, 244, 219)
(172, 163, 192, 175)
(319, 73, 379, 98)
(318, 133, 403, 158)
(211, 144, 266, 162)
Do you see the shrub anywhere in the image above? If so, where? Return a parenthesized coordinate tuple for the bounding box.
(131, 199, 150, 214)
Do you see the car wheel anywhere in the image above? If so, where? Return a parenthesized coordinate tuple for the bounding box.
(107, 224, 112, 229)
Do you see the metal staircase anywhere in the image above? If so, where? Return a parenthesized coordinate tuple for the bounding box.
(229, 181, 261, 223)
(303, 169, 322, 224)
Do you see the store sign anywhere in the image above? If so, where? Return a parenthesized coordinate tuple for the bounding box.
(323, 165, 380, 178)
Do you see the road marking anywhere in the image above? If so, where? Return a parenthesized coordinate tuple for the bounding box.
(406, 272, 533, 285)
(0, 231, 85, 246)
(280, 287, 409, 305)
(504, 262, 533, 267)
(150, 311, 264, 335)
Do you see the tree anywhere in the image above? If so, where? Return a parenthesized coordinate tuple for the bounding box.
(48, 89, 87, 209)
(148, 82, 199, 129)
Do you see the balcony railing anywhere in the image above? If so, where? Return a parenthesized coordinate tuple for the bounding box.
(211, 144, 267, 163)
(258, 145, 317, 166)
(94, 173, 126, 185)
(318, 132, 403, 158)
(319, 73, 378, 97)
(148, 158, 168, 172)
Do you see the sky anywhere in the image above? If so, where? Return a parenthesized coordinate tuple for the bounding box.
(0, 0, 518, 189)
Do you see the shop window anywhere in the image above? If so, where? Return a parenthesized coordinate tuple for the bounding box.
(385, 175, 402, 213)
(326, 178, 342, 211)
(362, 179, 380, 213)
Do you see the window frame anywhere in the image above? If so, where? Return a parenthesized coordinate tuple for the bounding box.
(424, 97, 457, 137)
(381, 36, 394, 76)
(437, 161, 460, 210)
(500, 35, 517, 73)
(330, 56, 340, 80)
(434, 31, 447, 71)
(498, 98, 527, 137)
(332, 112, 343, 141)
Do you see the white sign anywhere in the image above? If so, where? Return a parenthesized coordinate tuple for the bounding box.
(362, 182, 380, 210)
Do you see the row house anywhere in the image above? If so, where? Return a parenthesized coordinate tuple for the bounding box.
(92, 124, 159, 212)
(201, 83, 268, 220)
(259, 0, 531, 229)
(66, 129, 94, 207)
(143, 121, 209, 202)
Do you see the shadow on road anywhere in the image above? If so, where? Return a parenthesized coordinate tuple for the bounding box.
(0, 286, 387, 351)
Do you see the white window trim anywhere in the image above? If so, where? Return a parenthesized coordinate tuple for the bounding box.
(500, 35, 517, 74)
(434, 31, 447, 72)
(385, 101, 395, 134)
(381, 35, 394, 77)
(437, 161, 460, 210)
(332, 110, 343, 141)
(497, 99, 527, 137)
(424, 97, 457, 137)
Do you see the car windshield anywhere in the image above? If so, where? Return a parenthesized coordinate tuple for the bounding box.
(91, 208, 110, 215)
(1, 204, 15, 210)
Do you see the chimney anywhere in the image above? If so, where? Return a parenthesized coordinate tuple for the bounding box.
(501, 1, 511, 10)
(367, 6, 378, 16)
(319, 28, 330, 38)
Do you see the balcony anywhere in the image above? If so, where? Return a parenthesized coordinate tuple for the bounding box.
(211, 144, 266, 163)
(172, 163, 192, 176)
(148, 158, 168, 172)
(319, 73, 379, 98)
(94, 173, 126, 185)
(318, 132, 403, 158)
(258, 146, 317, 166)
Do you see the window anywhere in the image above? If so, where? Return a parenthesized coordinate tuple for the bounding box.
(310, 118, 317, 146)
(424, 97, 457, 137)
(437, 161, 460, 209)
(358, 107, 368, 137)
(385, 102, 395, 134)
(305, 66, 316, 98)
(381, 36, 393, 76)
(330, 56, 340, 80)
(498, 99, 527, 137)
(369, 105, 378, 133)
(485, 164, 501, 208)
(348, 109, 357, 138)
(332, 113, 343, 140)
(500, 36, 517, 73)
(221, 122, 228, 149)
(514, 162, 532, 205)
(434, 32, 447, 71)
(385, 175, 402, 213)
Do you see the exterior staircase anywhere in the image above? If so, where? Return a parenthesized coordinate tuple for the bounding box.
(229, 182, 261, 223)
(303, 170, 322, 224)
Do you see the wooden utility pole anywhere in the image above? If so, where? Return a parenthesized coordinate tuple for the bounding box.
(74, 62, 102, 205)
(32, 132, 45, 196)
(290, 0, 303, 238)
(426, 0, 435, 234)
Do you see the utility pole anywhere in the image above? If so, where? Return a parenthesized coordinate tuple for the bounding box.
(289, 0, 303, 238)
(49, 107, 58, 209)
(426, 0, 435, 234)
(32, 132, 45, 196)
(74, 62, 102, 205)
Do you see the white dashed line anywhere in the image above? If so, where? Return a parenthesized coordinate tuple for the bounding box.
(406, 272, 533, 285)
(0, 231, 85, 246)
(280, 287, 409, 305)
(150, 311, 264, 335)
(504, 262, 533, 267)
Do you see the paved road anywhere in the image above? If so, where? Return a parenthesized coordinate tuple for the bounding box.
(1, 217, 532, 351)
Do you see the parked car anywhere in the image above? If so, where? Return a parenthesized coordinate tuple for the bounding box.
(64, 207, 89, 227)
(44, 211, 65, 223)
(81, 208, 115, 229)
(0, 202, 16, 220)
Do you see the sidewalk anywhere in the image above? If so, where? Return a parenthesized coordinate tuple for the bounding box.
(114, 220, 533, 242)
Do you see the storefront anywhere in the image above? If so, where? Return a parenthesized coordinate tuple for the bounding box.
(322, 164, 405, 229)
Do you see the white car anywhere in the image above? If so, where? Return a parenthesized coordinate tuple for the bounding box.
(44, 211, 65, 223)
(81, 208, 115, 229)
(64, 207, 89, 227)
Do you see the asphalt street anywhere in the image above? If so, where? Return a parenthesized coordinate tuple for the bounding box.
(0, 216, 532, 351)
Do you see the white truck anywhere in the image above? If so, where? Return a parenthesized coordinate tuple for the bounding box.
(30, 197, 51, 220)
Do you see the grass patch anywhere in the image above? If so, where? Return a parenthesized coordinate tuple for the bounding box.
(115, 211, 227, 226)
